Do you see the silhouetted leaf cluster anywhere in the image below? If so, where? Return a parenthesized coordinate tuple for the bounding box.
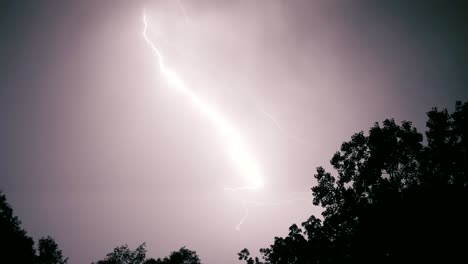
(144, 247, 201, 264)
(0, 192, 68, 264)
(36, 236, 68, 264)
(0, 191, 202, 264)
(92, 244, 147, 264)
(92, 244, 201, 264)
(240, 101, 468, 263)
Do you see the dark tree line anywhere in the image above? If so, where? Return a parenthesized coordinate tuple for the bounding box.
(0, 192, 68, 264)
(92, 244, 201, 264)
(0, 191, 201, 264)
(239, 101, 468, 263)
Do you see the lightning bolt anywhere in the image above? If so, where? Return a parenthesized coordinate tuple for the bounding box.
(142, 10, 313, 232)
(142, 12, 263, 194)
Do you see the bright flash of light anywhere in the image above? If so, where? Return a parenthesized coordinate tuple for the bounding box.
(142, 11, 264, 191)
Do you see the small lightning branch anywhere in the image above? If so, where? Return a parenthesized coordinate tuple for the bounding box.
(236, 204, 249, 231)
(260, 107, 311, 146)
(260, 107, 283, 131)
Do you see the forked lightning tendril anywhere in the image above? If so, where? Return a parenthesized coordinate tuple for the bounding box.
(236, 205, 249, 231)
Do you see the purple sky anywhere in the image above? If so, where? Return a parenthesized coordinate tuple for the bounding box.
(2, 1, 467, 263)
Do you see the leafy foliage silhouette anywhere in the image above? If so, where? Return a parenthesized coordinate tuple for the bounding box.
(0, 191, 201, 264)
(0, 191, 67, 264)
(36, 236, 68, 264)
(0, 191, 36, 263)
(93, 244, 201, 264)
(92, 243, 147, 264)
(239, 101, 468, 264)
(145, 247, 201, 264)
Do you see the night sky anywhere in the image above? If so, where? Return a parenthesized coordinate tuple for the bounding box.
(2, 1, 467, 263)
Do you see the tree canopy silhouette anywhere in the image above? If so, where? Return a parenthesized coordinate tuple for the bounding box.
(1, 190, 201, 264)
(239, 101, 468, 263)
(93, 244, 201, 264)
(0, 191, 36, 263)
(36, 236, 68, 264)
(144, 247, 201, 264)
(93, 243, 147, 264)
(0, 191, 68, 264)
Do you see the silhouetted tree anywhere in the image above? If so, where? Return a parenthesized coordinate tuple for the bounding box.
(35, 236, 68, 264)
(240, 101, 468, 264)
(0, 191, 36, 263)
(142, 258, 161, 264)
(93, 244, 201, 264)
(93, 243, 147, 264)
(153, 247, 201, 264)
(0, 191, 68, 264)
